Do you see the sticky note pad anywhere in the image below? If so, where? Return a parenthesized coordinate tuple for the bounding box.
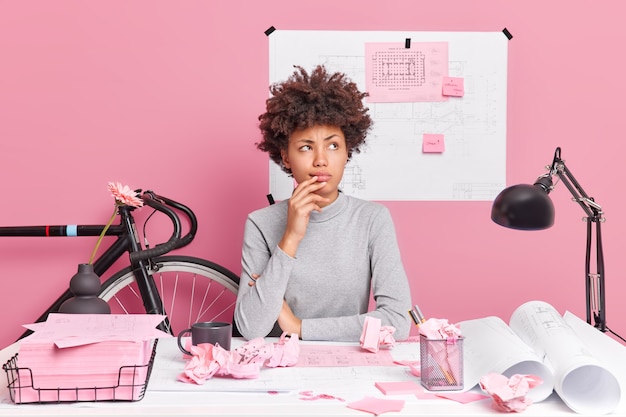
(442, 76, 464, 97)
(423, 134, 445, 153)
(375, 381, 422, 395)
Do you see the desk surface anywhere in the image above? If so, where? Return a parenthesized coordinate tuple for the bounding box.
(1, 327, 624, 416)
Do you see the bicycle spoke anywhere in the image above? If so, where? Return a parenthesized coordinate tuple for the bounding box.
(207, 302, 236, 323)
(195, 280, 212, 324)
(168, 272, 178, 329)
(157, 274, 171, 335)
(188, 275, 196, 329)
(111, 285, 141, 314)
(98, 257, 239, 337)
(197, 287, 225, 320)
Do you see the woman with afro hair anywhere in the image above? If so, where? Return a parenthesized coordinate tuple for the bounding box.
(234, 65, 412, 341)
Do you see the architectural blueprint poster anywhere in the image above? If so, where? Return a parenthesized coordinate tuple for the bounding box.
(268, 30, 508, 201)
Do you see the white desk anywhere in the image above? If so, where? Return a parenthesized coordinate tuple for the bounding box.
(1, 320, 624, 417)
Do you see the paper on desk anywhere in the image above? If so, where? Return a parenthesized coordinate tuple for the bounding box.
(296, 344, 395, 367)
(479, 373, 542, 412)
(347, 396, 405, 415)
(460, 301, 622, 415)
(509, 301, 620, 415)
(563, 311, 626, 415)
(375, 380, 422, 395)
(23, 313, 170, 347)
(178, 333, 300, 384)
(359, 316, 396, 353)
(435, 391, 489, 404)
(150, 339, 407, 394)
(459, 316, 554, 402)
(15, 339, 155, 402)
(150, 338, 298, 392)
(360, 316, 383, 352)
(14, 314, 169, 403)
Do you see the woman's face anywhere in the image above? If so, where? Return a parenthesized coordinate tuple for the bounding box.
(281, 124, 348, 206)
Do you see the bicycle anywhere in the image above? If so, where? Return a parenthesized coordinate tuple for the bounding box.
(1, 189, 240, 341)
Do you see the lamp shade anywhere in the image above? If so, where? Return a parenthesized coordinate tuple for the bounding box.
(491, 184, 555, 230)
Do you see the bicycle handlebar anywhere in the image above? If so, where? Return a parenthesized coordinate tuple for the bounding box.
(128, 190, 198, 263)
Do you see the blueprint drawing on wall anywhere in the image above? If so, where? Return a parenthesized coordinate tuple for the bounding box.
(268, 30, 508, 201)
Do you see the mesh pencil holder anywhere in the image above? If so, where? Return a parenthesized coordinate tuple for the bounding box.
(420, 334, 464, 391)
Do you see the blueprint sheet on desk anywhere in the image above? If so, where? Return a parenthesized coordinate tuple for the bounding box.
(148, 338, 420, 395)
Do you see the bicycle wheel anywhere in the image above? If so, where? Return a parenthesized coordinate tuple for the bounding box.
(98, 255, 239, 336)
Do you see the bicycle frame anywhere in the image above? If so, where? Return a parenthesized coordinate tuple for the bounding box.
(1, 190, 198, 338)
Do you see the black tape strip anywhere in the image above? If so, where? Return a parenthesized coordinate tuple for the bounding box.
(405, 38, 411, 48)
(502, 27, 513, 40)
(265, 26, 276, 36)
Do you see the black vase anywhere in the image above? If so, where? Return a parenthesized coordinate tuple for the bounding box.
(58, 263, 111, 314)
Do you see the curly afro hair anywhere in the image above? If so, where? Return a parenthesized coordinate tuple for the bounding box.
(257, 65, 373, 174)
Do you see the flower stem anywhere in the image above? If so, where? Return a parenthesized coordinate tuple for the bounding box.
(89, 205, 119, 264)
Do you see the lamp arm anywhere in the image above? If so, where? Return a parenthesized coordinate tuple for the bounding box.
(547, 147, 606, 331)
(550, 147, 603, 220)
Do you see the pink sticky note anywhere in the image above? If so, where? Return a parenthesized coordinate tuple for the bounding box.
(442, 77, 464, 97)
(347, 396, 405, 415)
(436, 392, 490, 404)
(415, 390, 440, 400)
(423, 134, 445, 153)
(375, 381, 422, 395)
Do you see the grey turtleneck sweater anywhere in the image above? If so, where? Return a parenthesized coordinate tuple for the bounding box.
(234, 192, 412, 342)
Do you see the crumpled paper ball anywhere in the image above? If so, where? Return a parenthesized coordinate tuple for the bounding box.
(479, 373, 543, 412)
(359, 316, 396, 353)
(418, 317, 462, 339)
(178, 332, 299, 384)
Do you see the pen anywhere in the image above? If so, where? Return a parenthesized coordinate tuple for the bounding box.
(408, 309, 420, 327)
(413, 304, 426, 323)
(413, 304, 456, 385)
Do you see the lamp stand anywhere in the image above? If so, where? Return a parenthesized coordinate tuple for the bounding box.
(585, 208, 606, 332)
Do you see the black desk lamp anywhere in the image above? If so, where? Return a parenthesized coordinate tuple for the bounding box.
(491, 147, 607, 332)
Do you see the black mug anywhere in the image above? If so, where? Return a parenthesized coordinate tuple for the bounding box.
(177, 321, 232, 355)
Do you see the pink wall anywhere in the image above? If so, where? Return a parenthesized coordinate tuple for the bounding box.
(1, 1, 625, 348)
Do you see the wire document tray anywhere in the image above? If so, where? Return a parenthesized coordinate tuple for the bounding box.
(2, 339, 158, 404)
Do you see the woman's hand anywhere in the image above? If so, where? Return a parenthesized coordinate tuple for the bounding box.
(279, 176, 329, 257)
(248, 273, 260, 287)
(277, 300, 302, 338)
(248, 274, 301, 337)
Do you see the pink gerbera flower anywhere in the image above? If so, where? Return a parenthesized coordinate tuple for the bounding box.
(89, 182, 143, 264)
(108, 181, 144, 208)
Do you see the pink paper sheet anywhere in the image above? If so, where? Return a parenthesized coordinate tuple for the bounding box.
(11, 313, 167, 403)
(347, 396, 405, 415)
(296, 345, 395, 367)
(375, 381, 422, 395)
